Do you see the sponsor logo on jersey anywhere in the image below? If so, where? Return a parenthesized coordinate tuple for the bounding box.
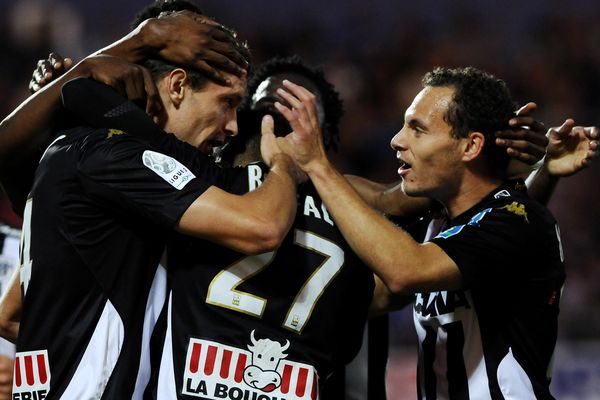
(414, 290, 472, 317)
(436, 208, 492, 239)
(182, 331, 318, 399)
(13, 350, 50, 400)
(106, 129, 125, 139)
(493, 189, 510, 199)
(500, 201, 529, 223)
(142, 150, 196, 190)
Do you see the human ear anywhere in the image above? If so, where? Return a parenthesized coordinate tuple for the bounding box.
(165, 68, 188, 108)
(462, 131, 485, 161)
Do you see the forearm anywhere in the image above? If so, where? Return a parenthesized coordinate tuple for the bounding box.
(346, 174, 432, 216)
(178, 156, 298, 254)
(253, 155, 299, 239)
(308, 161, 429, 292)
(94, 20, 158, 63)
(368, 275, 413, 317)
(525, 163, 559, 206)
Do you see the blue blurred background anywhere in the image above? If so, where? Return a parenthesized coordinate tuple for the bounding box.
(1, 0, 599, 397)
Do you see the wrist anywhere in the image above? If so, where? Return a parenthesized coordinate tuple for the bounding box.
(270, 154, 301, 185)
(306, 157, 333, 180)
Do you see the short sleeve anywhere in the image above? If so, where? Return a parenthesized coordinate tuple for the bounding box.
(77, 130, 216, 229)
(429, 204, 535, 287)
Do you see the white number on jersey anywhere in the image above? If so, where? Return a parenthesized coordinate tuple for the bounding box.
(206, 229, 345, 334)
(20, 198, 33, 295)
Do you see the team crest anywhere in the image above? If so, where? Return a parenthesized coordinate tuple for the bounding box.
(183, 331, 318, 399)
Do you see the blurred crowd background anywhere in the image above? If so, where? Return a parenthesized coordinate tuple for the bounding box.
(1, 0, 598, 397)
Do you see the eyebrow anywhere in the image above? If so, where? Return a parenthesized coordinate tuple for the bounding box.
(407, 118, 428, 131)
(222, 93, 244, 104)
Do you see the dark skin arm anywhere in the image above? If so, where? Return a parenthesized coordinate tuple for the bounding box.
(0, 55, 158, 212)
(0, 11, 248, 211)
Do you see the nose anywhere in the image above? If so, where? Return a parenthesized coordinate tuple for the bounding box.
(224, 112, 239, 137)
(390, 128, 407, 151)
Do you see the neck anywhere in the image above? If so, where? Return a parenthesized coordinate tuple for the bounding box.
(442, 173, 503, 219)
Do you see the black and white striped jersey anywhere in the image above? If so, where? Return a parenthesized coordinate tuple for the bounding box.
(154, 163, 375, 400)
(414, 181, 564, 400)
(14, 126, 220, 400)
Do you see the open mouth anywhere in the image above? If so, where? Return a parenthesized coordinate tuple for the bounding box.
(398, 159, 412, 177)
(199, 137, 226, 155)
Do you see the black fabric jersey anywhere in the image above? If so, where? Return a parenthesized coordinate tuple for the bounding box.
(412, 181, 565, 400)
(14, 126, 227, 400)
(155, 163, 375, 400)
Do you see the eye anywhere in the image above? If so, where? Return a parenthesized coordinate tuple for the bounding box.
(257, 354, 262, 359)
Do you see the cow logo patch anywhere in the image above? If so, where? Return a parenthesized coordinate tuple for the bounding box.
(183, 332, 318, 399)
(13, 350, 51, 399)
(142, 150, 195, 190)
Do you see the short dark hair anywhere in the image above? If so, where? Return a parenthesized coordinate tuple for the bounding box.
(130, 0, 203, 30)
(143, 58, 210, 91)
(423, 66, 515, 174)
(243, 55, 344, 151)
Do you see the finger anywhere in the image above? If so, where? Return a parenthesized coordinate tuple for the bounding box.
(191, 59, 230, 86)
(209, 27, 249, 69)
(63, 57, 74, 70)
(496, 128, 549, 148)
(584, 126, 598, 140)
(261, 114, 274, 136)
(280, 80, 320, 129)
(282, 80, 316, 102)
(555, 119, 576, 136)
(508, 116, 546, 133)
(141, 67, 161, 116)
(275, 89, 313, 131)
(274, 101, 299, 125)
(497, 138, 546, 160)
(514, 102, 537, 116)
(33, 69, 44, 85)
(126, 69, 146, 105)
(202, 47, 246, 76)
(505, 147, 538, 165)
(276, 88, 303, 110)
(49, 52, 65, 70)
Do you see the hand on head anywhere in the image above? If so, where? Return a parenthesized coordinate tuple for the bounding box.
(270, 80, 329, 174)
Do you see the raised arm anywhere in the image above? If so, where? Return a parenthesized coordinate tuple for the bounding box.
(273, 81, 462, 294)
(1, 11, 249, 211)
(526, 121, 598, 204)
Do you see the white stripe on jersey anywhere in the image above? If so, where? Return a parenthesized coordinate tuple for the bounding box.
(61, 299, 124, 398)
(497, 347, 535, 399)
(132, 264, 168, 399)
(157, 291, 177, 399)
(0, 232, 19, 356)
